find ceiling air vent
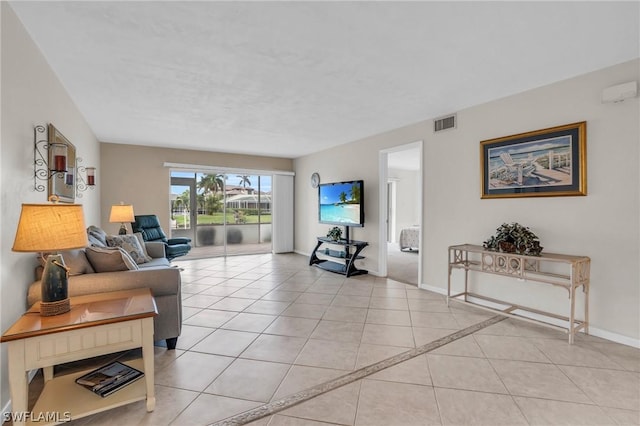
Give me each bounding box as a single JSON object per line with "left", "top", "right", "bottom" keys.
{"left": 434, "top": 114, "right": 456, "bottom": 132}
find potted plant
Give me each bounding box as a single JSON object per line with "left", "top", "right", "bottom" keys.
{"left": 483, "top": 222, "right": 543, "bottom": 255}
{"left": 327, "top": 226, "right": 342, "bottom": 241}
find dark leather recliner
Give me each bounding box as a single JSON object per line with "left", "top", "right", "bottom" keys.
{"left": 132, "top": 215, "right": 192, "bottom": 260}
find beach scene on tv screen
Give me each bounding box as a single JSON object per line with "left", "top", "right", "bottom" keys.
{"left": 319, "top": 182, "right": 361, "bottom": 224}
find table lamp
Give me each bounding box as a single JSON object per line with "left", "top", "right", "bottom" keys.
{"left": 109, "top": 203, "right": 134, "bottom": 235}
{"left": 12, "top": 198, "right": 87, "bottom": 316}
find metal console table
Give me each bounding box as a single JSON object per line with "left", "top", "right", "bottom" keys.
{"left": 447, "top": 244, "right": 590, "bottom": 344}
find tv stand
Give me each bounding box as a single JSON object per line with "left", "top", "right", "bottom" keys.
{"left": 309, "top": 236, "right": 368, "bottom": 277}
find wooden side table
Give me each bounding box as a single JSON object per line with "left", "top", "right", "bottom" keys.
{"left": 1, "top": 288, "right": 158, "bottom": 426}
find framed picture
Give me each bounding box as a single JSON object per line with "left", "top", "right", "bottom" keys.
{"left": 48, "top": 124, "right": 76, "bottom": 203}
{"left": 480, "top": 122, "right": 586, "bottom": 199}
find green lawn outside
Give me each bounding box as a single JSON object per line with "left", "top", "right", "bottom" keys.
{"left": 173, "top": 213, "right": 271, "bottom": 226}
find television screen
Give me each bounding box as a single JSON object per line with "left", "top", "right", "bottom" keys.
{"left": 318, "top": 180, "right": 364, "bottom": 227}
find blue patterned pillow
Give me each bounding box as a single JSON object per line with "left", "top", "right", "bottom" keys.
{"left": 106, "top": 234, "right": 152, "bottom": 264}
{"left": 87, "top": 225, "right": 108, "bottom": 247}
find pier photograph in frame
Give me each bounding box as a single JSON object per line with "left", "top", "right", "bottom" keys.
{"left": 480, "top": 122, "right": 586, "bottom": 199}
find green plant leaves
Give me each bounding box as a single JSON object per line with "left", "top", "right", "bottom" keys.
{"left": 482, "top": 222, "right": 543, "bottom": 255}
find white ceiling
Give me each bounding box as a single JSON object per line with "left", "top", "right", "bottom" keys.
{"left": 10, "top": 1, "right": 639, "bottom": 159}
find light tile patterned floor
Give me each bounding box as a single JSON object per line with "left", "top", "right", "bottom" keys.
{"left": 31, "top": 253, "right": 640, "bottom": 425}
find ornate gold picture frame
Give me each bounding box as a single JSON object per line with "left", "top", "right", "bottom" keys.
{"left": 480, "top": 122, "right": 587, "bottom": 199}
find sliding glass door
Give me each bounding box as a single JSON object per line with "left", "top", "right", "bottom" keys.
{"left": 170, "top": 171, "right": 272, "bottom": 257}
{"left": 194, "top": 173, "right": 225, "bottom": 254}
{"left": 170, "top": 175, "right": 196, "bottom": 243}
{"left": 224, "top": 174, "right": 272, "bottom": 254}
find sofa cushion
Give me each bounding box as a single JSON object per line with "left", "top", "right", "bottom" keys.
{"left": 106, "top": 234, "right": 152, "bottom": 264}
{"left": 59, "top": 249, "right": 95, "bottom": 275}
{"left": 139, "top": 257, "right": 171, "bottom": 269}
{"left": 85, "top": 246, "right": 139, "bottom": 272}
{"left": 134, "top": 233, "right": 152, "bottom": 259}
{"left": 36, "top": 249, "right": 95, "bottom": 279}
{"left": 87, "top": 225, "right": 108, "bottom": 248}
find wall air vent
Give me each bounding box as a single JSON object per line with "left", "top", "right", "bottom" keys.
{"left": 434, "top": 114, "right": 457, "bottom": 132}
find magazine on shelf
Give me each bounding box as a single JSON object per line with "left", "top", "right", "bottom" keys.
{"left": 75, "top": 361, "right": 144, "bottom": 397}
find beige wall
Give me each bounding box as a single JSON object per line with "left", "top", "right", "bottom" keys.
{"left": 99, "top": 143, "right": 292, "bottom": 234}
{"left": 295, "top": 59, "right": 640, "bottom": 344}
{"left": 295, "top": 122, "right": 429, "bottom": 274}
{"left": 0, "top": 3, "right": 101, "bottom": 409}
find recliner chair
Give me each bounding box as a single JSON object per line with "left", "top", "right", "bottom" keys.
{"left": 132, "top": 215, "right": 192, "bottom": 260}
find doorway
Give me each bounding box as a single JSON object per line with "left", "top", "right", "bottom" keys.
{"left": 379, "top": 142, "right": 423, "bottom": 286}
{"left": 386, "top": 180, "right": 397, "bottom": 243}
{"left": 170, "top": 175, "right": 197, "bottom": 243}
{"left": 170, "top": 171, "right": 273, "bottom": 257}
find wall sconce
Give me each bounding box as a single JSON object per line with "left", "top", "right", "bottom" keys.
{"left": 49, "top": 143, "right": 68, "bottom": 172}
{"left": 33, "top": 124, "right": 96, "bottom": 200}
{"left": 76, "top": 158, "right": 96, "bottom": 198}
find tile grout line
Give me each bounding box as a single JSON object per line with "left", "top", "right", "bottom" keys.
{"left": 211, "top": 314, "right": 507, "bottom": 426}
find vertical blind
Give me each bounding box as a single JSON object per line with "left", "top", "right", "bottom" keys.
{"left": 272, "top": 174, "right": 294, "bottom": 253}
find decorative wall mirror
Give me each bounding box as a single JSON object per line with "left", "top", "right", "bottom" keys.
{"left": 47, "top": 124, "right": 76, "bottom": 203}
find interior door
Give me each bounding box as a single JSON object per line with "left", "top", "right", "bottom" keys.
{"left": 387, "top": 181, "right": 396, "bottom": 243}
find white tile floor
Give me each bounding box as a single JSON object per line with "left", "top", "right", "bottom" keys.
{"left": 35, "top": 253, "right": 640, "bottom": 425}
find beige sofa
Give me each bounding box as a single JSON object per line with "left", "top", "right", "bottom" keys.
{"left": 28, "top": 226, "right": 182, "bottom": 349}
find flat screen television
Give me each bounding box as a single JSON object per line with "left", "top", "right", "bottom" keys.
{"left": 318, "top": 180, "right": 364, "bottom": 227}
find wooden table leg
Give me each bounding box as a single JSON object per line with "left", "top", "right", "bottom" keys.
{"left": 584, "top": 281, "right": 590, "bottom": 335}
{"left": 569, "top": 285, "right": 576, "bottom": 344}
{"left": 43, "top": 365, "right": 53, "bottom": 382}
{"left": 447, "top": 269, "right": 451, "bottom": 307}
{"left": 141, "top": 317, "right": 156, "bottom": 412}
{"left": 8, "top": 341, "right": 28, "bottom": 426}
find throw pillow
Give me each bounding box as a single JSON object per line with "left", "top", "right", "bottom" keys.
{"left": 37, "top": 249, "right": 96, "bottom": 278}
{"left": 59, "top": 249, "right": 96, "bottom": 275}
{"left": 87, "top": 225, "right": 108, "bottom": 247}
{"left": 85, "top": 246, "right": 139, "bottom": 272}
{"left": 134, "top": 232, "right": 153, "bottom": 260}
{"left": 106, "top": 234, "right": 152, "bottom": 264}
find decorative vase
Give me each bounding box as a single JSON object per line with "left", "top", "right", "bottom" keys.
{"left": 40, "top": 253, "right": 71, "bottom": 316}
{"left": 498, "top": 241, "right": 517, "bottom": 253}
{"left": 41, "top": 254, "right": 69, "bottom": 303}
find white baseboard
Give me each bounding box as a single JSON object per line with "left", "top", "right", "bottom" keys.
{"left": 419, "top": 283, "right": 447, "bottom": 295}
{"left": 418, "top": 283, "right": 640, "bottom": 349}
{"left": 588, "top": 327, "right": 640, "bottom": 348}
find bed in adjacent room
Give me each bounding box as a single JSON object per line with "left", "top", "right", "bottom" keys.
{"left": 399, "top": 226, "right": 419, "bottom": 251}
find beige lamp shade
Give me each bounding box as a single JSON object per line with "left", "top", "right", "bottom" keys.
{"left": 12, "top": 203, "right": 88, "bottom": 252}
{"left": 109, "top": 204, "right": 135, "bottom": 223}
